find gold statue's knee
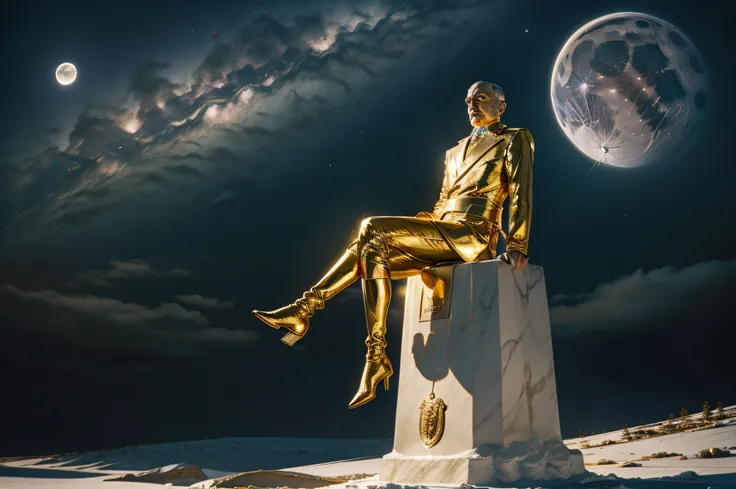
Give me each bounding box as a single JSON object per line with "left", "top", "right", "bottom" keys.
{"left": 359, "top": 217, "right": 373, "bottom": 234}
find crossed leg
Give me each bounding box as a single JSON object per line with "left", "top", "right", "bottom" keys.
{"left": 254, "top": 215, "right": 467, "bottom": 407}
{"left": 308, "top": 216, "right": 466, "bottom": 407}
{"left": 311, "top": 215, "right": 464, "bottom": 334}
{"left": 351, "top": 216, "right": 462, "bottom": 344}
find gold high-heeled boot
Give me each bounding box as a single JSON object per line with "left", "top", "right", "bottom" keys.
{"left": 348, "top": 276, "right": 393, "bottom": 409}
{"left": 348, "top": 342, "right": 393, "bottom": 409}
{"left": 252, "top": 247, "right": 359, "bottom": 346}
{"left": 252, "top": 287, "right": 324, "bottom": 346}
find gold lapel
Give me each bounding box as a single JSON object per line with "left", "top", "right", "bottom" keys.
{"left": 453, "top": 132, "right": 504, "bottom": 187}
{"left": 444, "top": 138, "right": 469, "bottom": 183}
{"left": 454, "top": 137, "right": 470, "bottom": 166}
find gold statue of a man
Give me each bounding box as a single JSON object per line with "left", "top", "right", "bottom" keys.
{"left": 253, "top": 81, "right": 534, "bottom": 409}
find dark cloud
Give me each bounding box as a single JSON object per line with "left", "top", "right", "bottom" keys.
{"left": 78, "top": 259, "right": 190, "bottom": 287}
{"left": 1, "top": 0, "right": 490, "bottom": 245}
{"left": 4, "top": 283, "right": 207, "bottom": 324}
{"left": 130, "top": 61, "right": 183, "bottom": 112}
{"left": 240, "top": 125, "right": 274, "bottom": 136}
{"left": 73, "top": 184, "right": 114, "bottom": 200}
{"left": 210, "top": 189, "right": 235, "bottom": 205}
{"left": 294, "top": 13, "right": 330, "bottom": 42}
{"left": 134, "top": 170, "right": 174, "bottom": 187}
{"left": 66, "top": 106, "right": 138, "bottom": 158}
{"left": 0, "top": 284, "right": 257, "bottom": 359}
{"left": 40, "top": 197, "right": 122, "bottom": 229}
{"left": 170, "top": 151, "right": 210, "bottom": 162}
{"left": 194, "top": 44, "right": 238, "bottom": 84}
{"left": 550, "top": 260, "right": 736, "bottom": 334}
{"left": 174, "top": 294, "right": 235, "bottom": 310}
{"left": 163, "top": 163, "right": 207, "bottom": 179}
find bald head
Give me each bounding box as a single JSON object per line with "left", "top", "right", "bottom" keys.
{"left": 467, "top": 81, "right": 505, "bottom": 103}
{"left": 465, "top": 81, "right": 506, "bottom": 128}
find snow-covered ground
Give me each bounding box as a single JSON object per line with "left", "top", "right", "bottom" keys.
{"left": 0, "top": 438, "right": 391, "bottom": 489}
{"left": 2, "top": 418, "right": 735, "bottom": 488}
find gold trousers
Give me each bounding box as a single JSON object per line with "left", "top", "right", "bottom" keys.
{"left": 313, "top": 215, "right": 471, "bottom": 350}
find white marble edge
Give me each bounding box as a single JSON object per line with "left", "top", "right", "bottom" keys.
{"left": 381, "top": 260, "right": 583, "bottom": 484}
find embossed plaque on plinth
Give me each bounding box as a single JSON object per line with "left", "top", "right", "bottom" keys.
{"left": 379, "top": 260, "right": 585, "bottom": 486}
{"left": 418, "top": 266, "right": 454, "bottom": 322}
{"left": 419, "top": 392, "right": 446, "bottom": 448}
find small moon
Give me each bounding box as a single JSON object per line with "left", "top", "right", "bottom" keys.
{"left": 55, "top": 63, "right": 77, "bottom": 86}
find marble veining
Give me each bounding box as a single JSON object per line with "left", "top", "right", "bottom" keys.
{"left": 381, "top": 260, "right": 583, "bottom": 484}
{"left": 500, "top": 318, "right": 532, "bottom": 377}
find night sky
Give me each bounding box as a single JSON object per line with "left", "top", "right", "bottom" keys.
{"left": 1, "top": 0, "right": 734, "bottom": 457}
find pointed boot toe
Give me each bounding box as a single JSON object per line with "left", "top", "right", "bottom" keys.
{"left": 348, "top": 354, "right": 393, "bottom": 409}
{"left": 252, "top": 305, "right": 309, "bottom": 345}
{"left": 348, "top": 388, "right": 376, "bottom": 409}
{"left": 252, "top": 309, "right": 278, "bottom": 329}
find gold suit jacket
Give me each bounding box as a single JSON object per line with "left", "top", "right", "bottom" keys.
{"left": 417, "top": 126, "right": 534, "bottom": 262}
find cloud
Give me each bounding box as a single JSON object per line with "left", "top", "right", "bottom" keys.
{"left": 3, "top": 283, "right": 208, "bottom": 325}
{"left": 129, "top": 61, "right": 184, "bottom": 113}
{"left": 0, "top": 283, "right": 257, "bottom": 359}
{"left": 550, "top": 259, "right": 736, "bottom": 334}
{"left": 0, "top": 0, "right": 491, "bottom": 246}
{"left": 210, "top": 188, "right": 235, "bottom": 205}
{"left": 175, "top": 294, "right": 235, "bottom": 310}
{"left": 78, "top": 259, "right": 190, "bottom": 287}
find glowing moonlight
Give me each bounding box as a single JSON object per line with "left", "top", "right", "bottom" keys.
{"left": 550, "top": 12, "right": 710, "bottom": 168}
{"left": 55, "top": 63, "right": 77, "bottom": 85}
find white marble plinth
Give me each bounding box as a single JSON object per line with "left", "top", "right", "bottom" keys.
{"left": 379, "top": 260, "right": 584, "bottom": 485}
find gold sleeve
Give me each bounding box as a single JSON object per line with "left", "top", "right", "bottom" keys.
{"left": 432, "top": 151, "right": 452, "bottom": 217}
{"left": 504, "top": 128, "right": 534, "bottom": 255}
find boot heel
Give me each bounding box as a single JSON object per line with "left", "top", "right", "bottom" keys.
{"left": 383, "top": 374, "right": 391, "bottom": 390}
{"left": 281, "top": 332, "right": 302, "bottom": 346}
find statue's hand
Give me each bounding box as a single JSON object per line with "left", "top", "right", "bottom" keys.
{"left": 499, "top": 250, "right": 528, "bottom": 271}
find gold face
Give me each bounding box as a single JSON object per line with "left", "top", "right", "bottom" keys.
{"left": 465, "top": 82, "right": 506, "bottom": 127}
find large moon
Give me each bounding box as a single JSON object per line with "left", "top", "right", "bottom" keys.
{"left": 55, "top": 63, "right": 77, "bottom": 86}
{"left": 550, "top": 12, "right": 710, "bottom": 167}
